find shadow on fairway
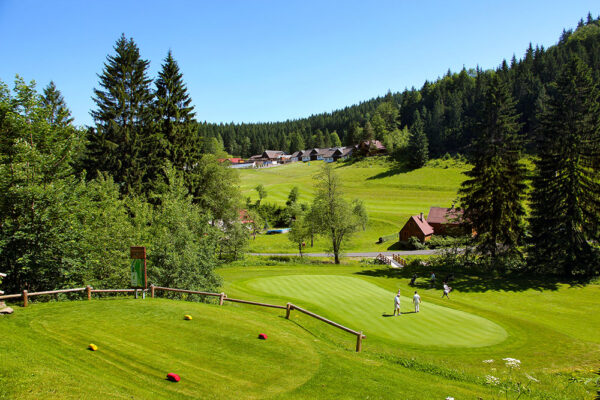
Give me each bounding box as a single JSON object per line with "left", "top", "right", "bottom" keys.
{"left": 355, "top": 265, "right": 583, "bottom": 293}
{"left": 381, "top": 312, "right": 417, "bottom": 317}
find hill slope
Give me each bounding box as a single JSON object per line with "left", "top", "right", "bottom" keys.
{"left": 239, "top": 158, "right": 468, "bottom": 253}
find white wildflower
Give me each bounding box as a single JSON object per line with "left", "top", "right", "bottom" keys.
{"left": 482, "top": 359, "right": 494, "bottom": 363}
{"left": 445, "top": 397, "right": 455, "bottom": 400}
{"left": 502, "top": 357, "right": 521, "bottom": 368}
{"left": 485, "top": 375, "right": 500, "bottom": 385}
{"left": 525, "top": 373, "right": 539, "bottom": 383}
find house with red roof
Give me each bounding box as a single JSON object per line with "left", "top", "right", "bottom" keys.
{"left": 427, "top": 206, "right": 472, "bottom": 236}
{"left": 399, "top": 213, "right": 434, "bottom": 242}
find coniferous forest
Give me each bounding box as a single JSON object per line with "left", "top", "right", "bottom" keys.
{"left": 1, "top": 16, "right": 599, "bottom": 296}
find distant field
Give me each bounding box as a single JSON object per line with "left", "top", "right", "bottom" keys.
{"left": 238, "top": 157, "right": 468, "bottom": 253}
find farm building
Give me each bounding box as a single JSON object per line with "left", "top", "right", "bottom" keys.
{"left": 357, "top": 140, "right": 386, "bottom": 156}
{"left": 399, "top": 213, "right": 434, "bottom": 242}
{"left": 427, "top": 206, "right": 472, "bottom": 236}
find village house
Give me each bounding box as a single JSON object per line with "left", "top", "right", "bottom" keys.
{"left": 356, "top": 140, "right": 387, "bottom": 156}
{"left": 427, "top": 206, "right": 472, "bottom": 236}
{"left": 398, "top": 212, "right": 434, "bottom": 242}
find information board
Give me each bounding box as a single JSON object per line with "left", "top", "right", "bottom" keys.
{"left": 130, "top": 246, "right": 147, "bottom": 288}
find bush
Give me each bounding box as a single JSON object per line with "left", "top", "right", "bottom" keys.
{"left": 408, "top": 236, "right": 426, "bottom": 250}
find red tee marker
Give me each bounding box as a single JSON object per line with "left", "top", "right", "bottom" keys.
{"left": 258, "top": 333, "right": 268, "bottom": 340}
{"left": 167, "top": 373, "right": 181, "bottom": 382}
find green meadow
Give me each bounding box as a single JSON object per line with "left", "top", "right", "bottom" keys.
{"left": 238, "top": 157, "right": 469, "bottom": 253}
{"left": 3, "top": 258, "right": 597, "bottom": 399}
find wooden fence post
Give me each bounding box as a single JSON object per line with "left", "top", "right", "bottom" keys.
{"left": 356, "top": 332, "right": 363, "bottom": 352}
{"left": 150, "top": 284, "right": 155, "bottom": 298}
{"left": 86, "top": 285, "right": 91, "bottom": 300}
{"left": 286, "top": 303, "right": 292, "bottom": 319}
{"left": 219, "top": 292, "right": 225, "bottom": 306}
{"left": 23, "top": 290, "right": 28, "bottom": 307}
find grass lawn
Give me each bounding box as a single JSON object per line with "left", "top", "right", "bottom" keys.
{"left": 1, "top": 258, "right": 598, "bottom": 399}
{"left": 238, "top": 157, "right": 468, "bottom": 253}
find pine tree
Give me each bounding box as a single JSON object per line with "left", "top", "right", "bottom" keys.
{"left": 41, "top": 81, "right": 73, "bottom": 126}
{"left": 85, "top": 34, "right": 155, "bottom": 195}
{"left": 154, "top": 50, "right": 198, "bottom": 190}
{"left": 459, "top": 73, "right": 527, "bottom": 261}
{"left": 528, "top": 56, "right": 600, "bottom": 276}
{"left": 407, "top": 110, "right": 429, "bottom": 169}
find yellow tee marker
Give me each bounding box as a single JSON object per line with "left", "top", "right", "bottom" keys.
{"left": 88, "top": 344, "right": 98, "bottom": 351}
{"left": 184, "top": 315, "right": 192, "bottom": 320}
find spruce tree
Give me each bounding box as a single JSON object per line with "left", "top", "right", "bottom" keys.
{"left": 459, "top": 73, "right": 527, "bottom": 261}
{"left": 407, "top": 110, "right": 429, "bottom": 169}
{"left": 41, "top": 81, "right": 73, "bottom": 126}
{"left": 528, "top": 56, "right": 600, "bottom": 276}
{"left": 154, "top": 50, "right": 198, "bottom": 187}
{"left": 85, "top": 34, "right": 154, "bottom": 194}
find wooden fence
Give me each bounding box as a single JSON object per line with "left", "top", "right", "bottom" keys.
{"left": 0, "top": 284, "right": 367, "bottom": 352}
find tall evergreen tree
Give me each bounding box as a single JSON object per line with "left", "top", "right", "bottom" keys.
{"left": 41, "top": 81, "right": 73, "bottom": 126}
{"left": 459, "top": 73, "right": 527, "bottom": 261}
{"left": 85, "top": 34, "right": 155, "bottom": 194}
{"left": 154, "top": 50, "right": 198, "bottom": 188}
{"left": 528, "top": 57, "right": 600, "bottom": 276}
{"left": 407, "top": 110, "right": 429, "bottom": 169}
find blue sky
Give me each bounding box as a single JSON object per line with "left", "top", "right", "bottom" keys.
{"left": 0, "top": 1, "right": 598, "bottom": 127}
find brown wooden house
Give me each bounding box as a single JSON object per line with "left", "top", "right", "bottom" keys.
{"left": 399, "top": 213, "right": 434, "bottom": 242}
{"left": 427, "top": 206, "right": 472, "bottom": 236}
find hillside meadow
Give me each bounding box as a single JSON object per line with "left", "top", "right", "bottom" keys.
{"left": 238, "top": 157, "right": 468, "bottom": 253}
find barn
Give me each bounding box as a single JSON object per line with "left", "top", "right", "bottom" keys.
{"left": 398, "top": 213, "right": 434, "bottom": 242}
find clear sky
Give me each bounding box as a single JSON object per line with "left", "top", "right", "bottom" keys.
{"left": 1, "top": 1, "right": 598, "bottom": 127}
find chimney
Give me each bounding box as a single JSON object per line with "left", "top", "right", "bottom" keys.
{"left": 419, "top": 212, "right": 424, "bottom": 221}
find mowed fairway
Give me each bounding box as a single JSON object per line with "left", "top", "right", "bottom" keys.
{"left": 238, "top": 158, "right": 468, "bottom": 253}
{"left": 244, "top": 275, "right": 507, "bottom": 347}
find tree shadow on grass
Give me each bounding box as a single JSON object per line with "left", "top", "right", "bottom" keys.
{"left": 366, "top": 162, "right": 413, "bottom": 180}
{"left": 355, "top": 264, "right": 586, "bottom": 293}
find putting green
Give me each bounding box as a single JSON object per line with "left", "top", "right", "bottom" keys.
{"left": 244, "top": 275, "right": 508, "bottom": 347}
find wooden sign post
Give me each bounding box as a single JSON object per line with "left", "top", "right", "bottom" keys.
{"left": 130, "top": 247, "right": 147, "bottom": 292}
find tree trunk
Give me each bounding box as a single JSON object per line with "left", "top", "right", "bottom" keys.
{"left": 299, "top": 243, "right": 303, "bottom": 257}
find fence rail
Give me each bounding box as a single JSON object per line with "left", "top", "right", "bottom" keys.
{"left": 0, "top": 283, "right": 367, "bottom": 352}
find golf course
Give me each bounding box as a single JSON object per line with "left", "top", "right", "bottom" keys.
{"left": 2, "top": 258, "right": 598, "bottom": 399}
{"left": 239, "top": 157, "right": 469, "bottom": 254}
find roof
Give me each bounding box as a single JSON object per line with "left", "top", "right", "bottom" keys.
{"left": 360, "top": 140, "right": 386, "bottom": 150}
{"left": 248, "top": 154, "right": 263, "bottom": 161}
{"left": 290, "top": 151, "right": 301, "bottom": 157}
{"left": 427, "top": 207, "right": 464, "bottom": 225}
{"left": 263, "top": 150, "right": 285, "bottom": 159}
{"left": 322, "top": 149, "right": 336, "bottom": 158}
{"left": 410, "top": 215, "right": 434, "bottom": 236}
{"left": 218, "top": 158, "right": 244, "bottom": 164}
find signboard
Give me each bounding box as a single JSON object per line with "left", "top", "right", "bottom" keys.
{"left": 130, "top": 246, "right": 147, "bottom": 289}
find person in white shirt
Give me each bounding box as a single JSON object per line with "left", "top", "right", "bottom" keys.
{"left": 393, "top": 291, "right": 401, "bottom": 316}
{"left": 442, "top": 283, "right": 451, "bottom": 299}
{"left": 413, "top": 291, "right": 421, "bottom": 313}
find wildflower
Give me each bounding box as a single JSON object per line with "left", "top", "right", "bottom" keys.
{"left": 482, "top": 359, "right": 494, "bottom": 363}
{"left": 525, "top": 373, "right": 539, "bottom": 383}
{"left": 502, "top": 357, "right": 521, "bottom": 368}
{"left": 485, "top": 375, "right": 500, "bottom": 385}
{"left": 445, "top": 397, "right": 454, "bottom": 400}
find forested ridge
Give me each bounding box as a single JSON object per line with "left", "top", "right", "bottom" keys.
{"left": 202, "top": 15, "right": 600, "bottom": 158}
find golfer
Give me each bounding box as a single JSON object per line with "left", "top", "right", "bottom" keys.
{"left": 430, "top": 272, "right": 436, "bottom": 288}
{"left": 413, "top": 291, "right": 421, "bottom": 313}
{"left": 442, "top": 283, "right": 451, "bottom": 299}
{"left": 393, "top": 292, "right": 401, "bottom": 316}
